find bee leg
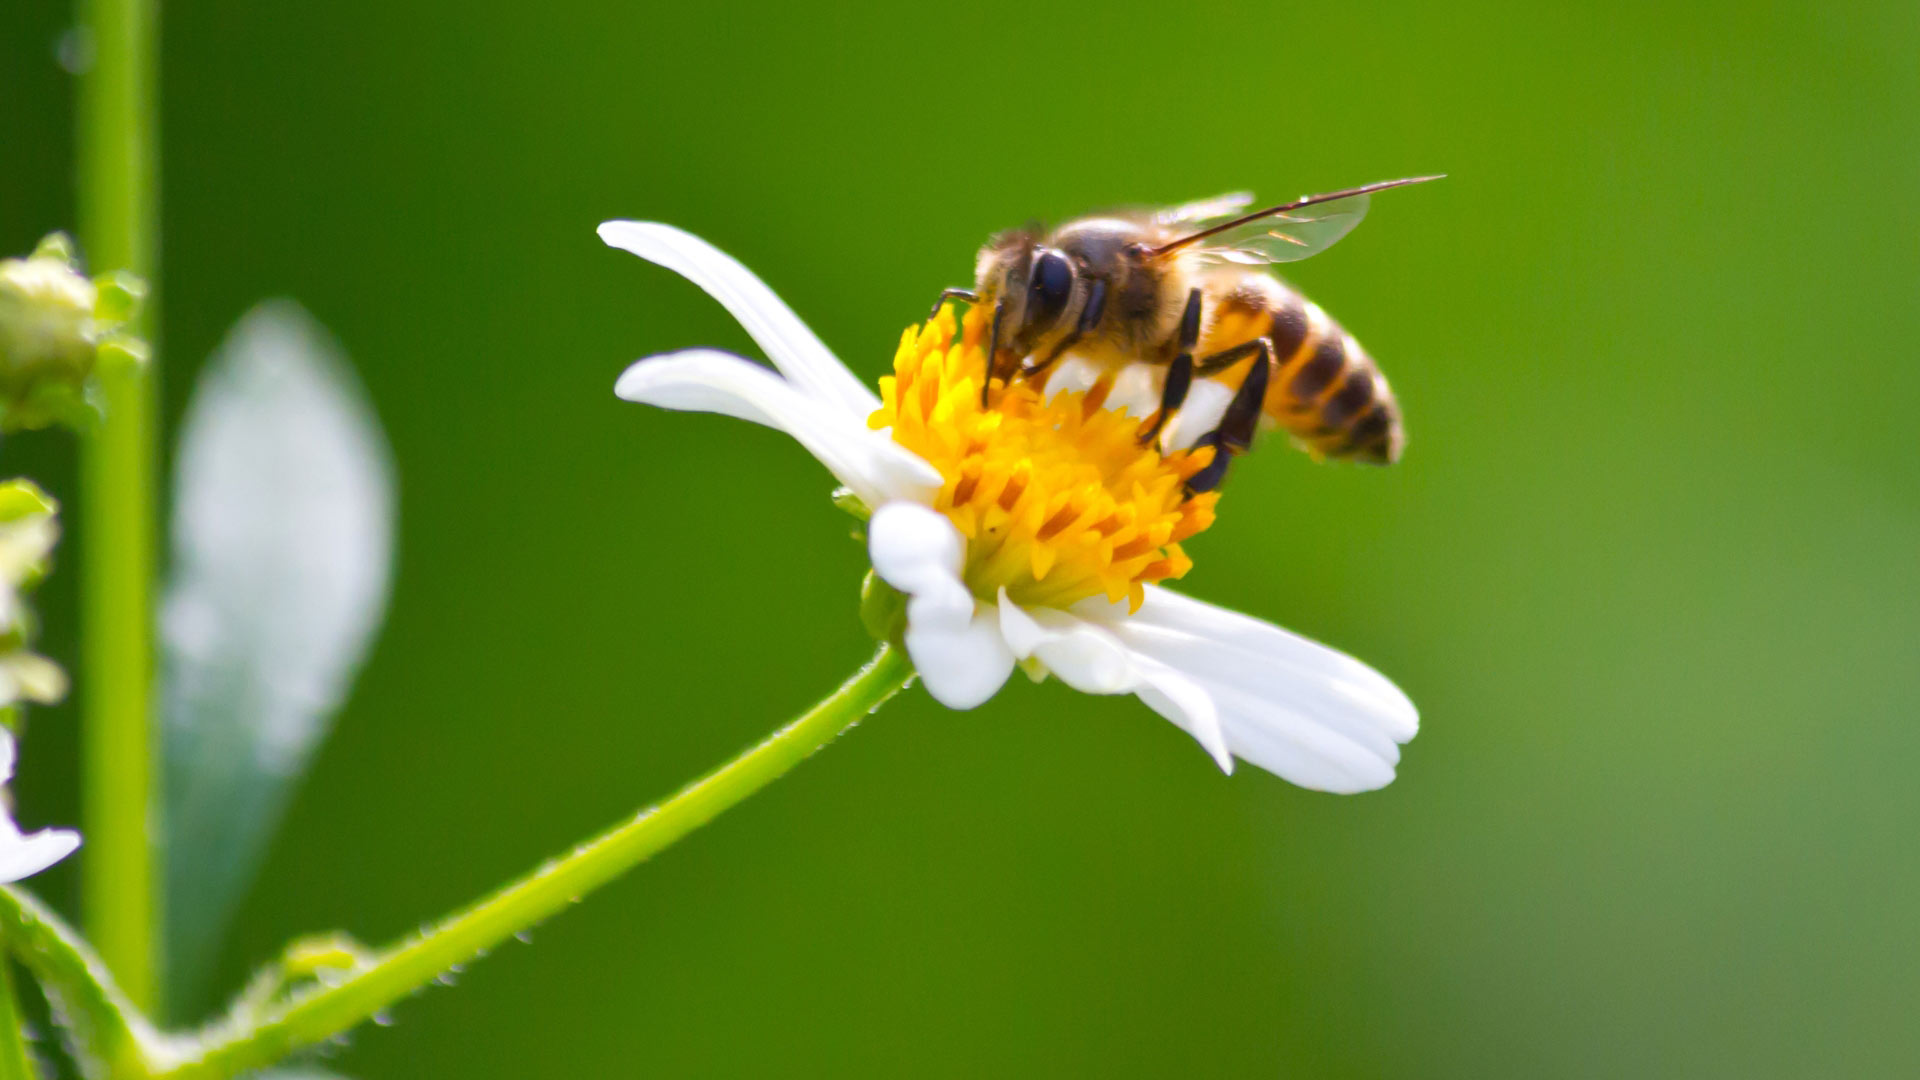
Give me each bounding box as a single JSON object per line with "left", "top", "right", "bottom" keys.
{"left": 1138, "top": 353, "right": 1192, "bottom": 444}
{"left": 1022, "top": 278, "right": 1108, "bottom": 380}
{"left": 927, "top": 287, "right": 979, "bottom": 319}
{"left": 1215, "top": 340, "right": 1270, "bottom": 454}
{"left": 1184, "top": 345, "right": 1271, "bottom": 496}
{"left": 981, "top": 296, "right": 1007, "bottom": 407}
{"left": 1139, "top": 288, "right": 1204, "bottom": 444}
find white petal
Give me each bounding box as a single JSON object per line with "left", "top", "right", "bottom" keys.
{"left": 1086, "top": 586, "right": 1417, "bottom": 792}
{"left": 995, "top": 594, "right": 1131, "bottom": 693}
{"left": 0, "top": 731, "right": 14, "bottom": 786}
{"left": 0, "top": 824, "right": 79, "bottom": 884}
{"left": 1203, "top": 682, "right": 1399, "bottom": 793}
{"left": 1114, "top": 587, "right": 1418, "bottom": 739}
{"left": 597, "top": 222, "right": 879, "bottom": 419}
{"left": 868, "top": 505, "right": 1014, "bottom": 710}
{"left": 995, "top": 594, "right": 1233, "bottom": 772}
{"left": 906, "top": 604, "right": 1016, "bottom": 709}
{"left": 869, "top": 504, "right": 964, "bottom": 600}
{"left": 1129, "top": 655, "right": 1235, "bottom": 774}
{"left": 615, "top": 350, "right": 940, "bottom": 507}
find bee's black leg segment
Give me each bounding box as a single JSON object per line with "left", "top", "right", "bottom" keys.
{"left": 1138, "top": 352, "right": 1192, "bottom": 444}
{"left": 1139, "top": 288, "right": 1204, "bottom": 444}
{"left": 1024, "top": 278, "right": 1109, "bottom": 380}
{"left": 1176, "top": 286, "right": 1203, "bottom": 352}
{"left": 1217, "top": 342, "right": 1270, "bottom": 453}
{"left": 928, "top": 287, "right": 979, "bottom": 319}
{"left": 981, "top": 296, "right": 1007, "bottom": 407}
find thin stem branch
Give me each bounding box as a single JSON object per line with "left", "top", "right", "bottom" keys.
{"left": 77, "top": 0, "right": 163, "bottom": 1016}
{"left": 160, "top": 644, "right": 914, "bottom": 1080}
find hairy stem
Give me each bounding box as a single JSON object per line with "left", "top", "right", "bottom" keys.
{"left": 77, "top": 0, "right": 163, "bottom": 1015}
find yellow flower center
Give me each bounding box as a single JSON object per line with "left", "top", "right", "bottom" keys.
{"left": 869, "top": 305, "right": 1219, "bottom": 613}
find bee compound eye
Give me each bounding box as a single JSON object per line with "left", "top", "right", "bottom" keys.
{"left": 1026, "top": 249, "right": 1074, "bottom": 330}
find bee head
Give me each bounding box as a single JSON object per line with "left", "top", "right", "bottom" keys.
{"left": 976, "top": 228, "right": 1079, "bottom": 358}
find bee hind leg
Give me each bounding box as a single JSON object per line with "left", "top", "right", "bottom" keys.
{"left": 1184, "top": 346, "right": 1271, "bottom": 495}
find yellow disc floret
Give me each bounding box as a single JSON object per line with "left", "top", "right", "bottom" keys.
{"left": 870, "top": 305, "right": 1219, "bottom": 613}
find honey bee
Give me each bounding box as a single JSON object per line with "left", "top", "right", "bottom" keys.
{"left": 929, "top": 176, "right": 1440, "bottom": 490}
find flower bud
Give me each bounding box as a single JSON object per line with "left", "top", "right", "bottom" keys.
{"left": 0, "top": 233, "right": 148, "bottom": 431}
{"left": 0, "top": 480, "right": 64, "bottom": 713}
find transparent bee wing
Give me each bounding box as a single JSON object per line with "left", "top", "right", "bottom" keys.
{"left": 1190, "top": 191, "right": 1373, "bottom": 265}
{"left": 1149, "top": 192, "right": 1257, "bottom": 227}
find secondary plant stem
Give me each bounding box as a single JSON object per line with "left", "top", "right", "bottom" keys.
{"left": 77, "top": 0, "right": 163, "bottom": 1015}
{"left": 160, "top": 644, "right": 914, "bottom": 1079}
{"left": 0, "top": 961, "right": 35, "bottom": 1080}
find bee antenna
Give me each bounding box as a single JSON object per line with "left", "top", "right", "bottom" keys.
{"left": 1148, "top": 174, "right": 1445, "bottom": 258}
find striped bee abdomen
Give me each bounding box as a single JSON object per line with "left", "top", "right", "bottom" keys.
{"left": 1257, "top": 286, "right": 1404, "bottom": 465}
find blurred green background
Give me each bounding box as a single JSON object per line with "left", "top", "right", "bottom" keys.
{"left": 6, "top": 0, "right": 1920, "bottom": 1075}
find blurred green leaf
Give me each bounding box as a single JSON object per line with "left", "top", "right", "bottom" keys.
{"left": 163, "top": 301, "right": 395, "bottom": 1005}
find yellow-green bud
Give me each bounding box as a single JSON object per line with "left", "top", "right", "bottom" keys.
{"left": 0, "top": 479, "right": 63, "bottom": 715}
{"left": 0, "top": 233, "right": 147, "bottom": 431}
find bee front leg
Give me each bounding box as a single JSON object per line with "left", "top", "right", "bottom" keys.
{"left": 1139, "top": 288, "right": 1203, "bottom": 444}
{"left": 927, "top": 287, "right": 979, "bottom": 319}
{"left": 981, "top": 296, "right": 1007, "bottom": 407}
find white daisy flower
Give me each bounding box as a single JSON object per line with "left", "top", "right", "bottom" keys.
{"left": 602, "top": 222, "right": 1418, "bottom": 792}
{"left": 0, "top": 730, "right": 79, "bottom": 882}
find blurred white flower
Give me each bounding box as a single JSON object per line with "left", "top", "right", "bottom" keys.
{"left": 0, "top": 730, "right": 79, "bottom": 882}
{"left": 602, "top": 222, "right": 1417, "bottom": 792}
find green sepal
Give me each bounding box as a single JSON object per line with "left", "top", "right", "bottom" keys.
{"left": 859, "top": 570, "right": 907, "bottom": 645}
{"left": 27, "top": 234, "right": 76, "bottom": 267}
{"left": 92, "top": 270, "right": 147, "bottom": 326}
{"left": 830, "top": 485, "right": 872, "bottom": 521}
{"left": 0, "top": 480, "right": 56, "bottom": 523}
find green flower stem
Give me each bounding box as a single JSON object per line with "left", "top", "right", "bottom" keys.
{"left": 77, "top": 0, "right": 163, "bottom": 1015}
{"left": 0, "top": 958, "right": 36, "bottom": 1080}
{"left": 161, "top": 645, "right": 914, "bottom": 1080}
{"left": 0, "top": 886, "right": 161, "bottom": 1079}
